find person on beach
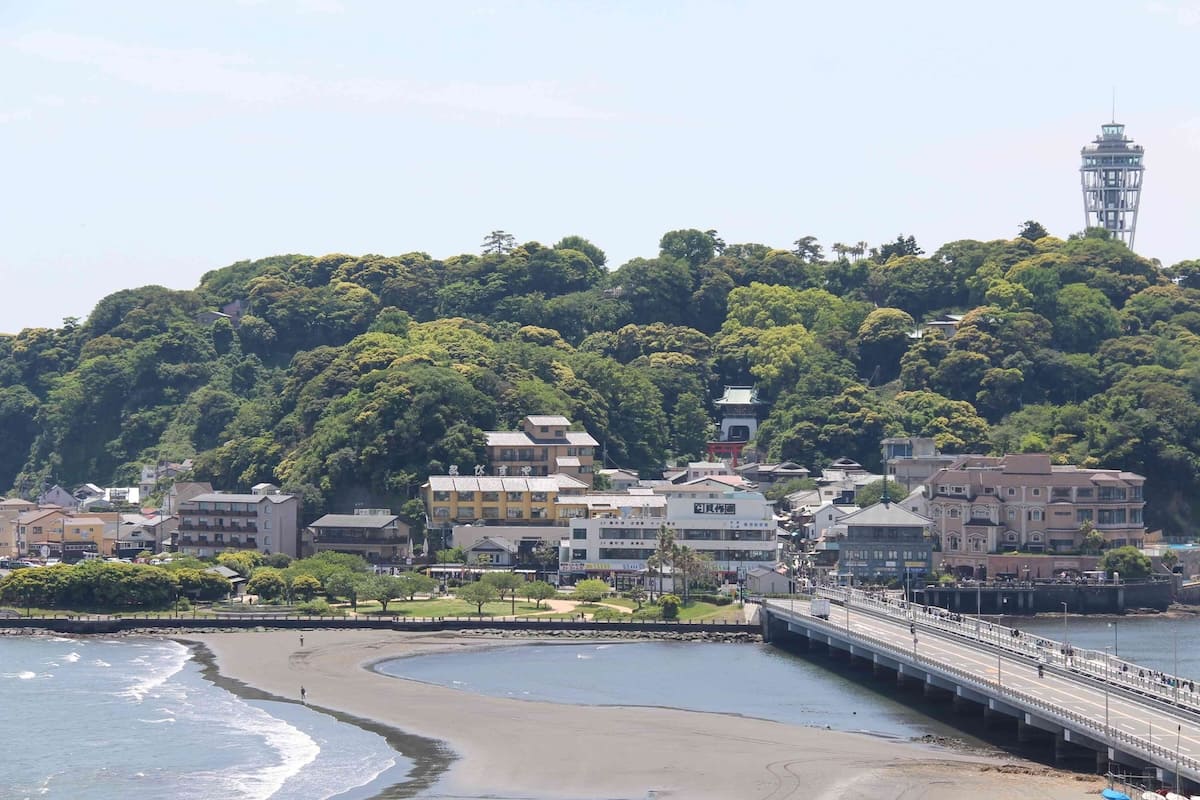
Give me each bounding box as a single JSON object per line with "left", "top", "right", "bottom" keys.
{"left": 299, "top": 634, "right": 305, "bottom": 647}
{"left": 301, "top": 686, "right": 307, "bottom": 703}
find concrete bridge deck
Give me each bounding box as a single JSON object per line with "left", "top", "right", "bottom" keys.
{"left": 762, "top": 591, "right": 1200, "bottom": 791}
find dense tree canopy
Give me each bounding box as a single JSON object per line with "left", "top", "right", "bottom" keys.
{"left": 2, "top": 226, "right": 1198, "bottom": 536}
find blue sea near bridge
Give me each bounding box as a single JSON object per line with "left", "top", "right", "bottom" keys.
{"left": 0, "top": 635, "right": 411, "bottom": 800}
{"left": 377, "top": 614, "right": 1200, "bottom": 747}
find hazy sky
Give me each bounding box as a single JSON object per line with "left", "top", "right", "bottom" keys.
{"left": 2, "top": 0, "right": 1198, "bottom": 333}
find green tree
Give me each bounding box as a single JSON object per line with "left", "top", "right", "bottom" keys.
{"left": 481, "top": 230, "right": 516, "bottom": 255}
{"left": 457, "top": 580, "right": 499, "bottom": 614}
{"left": 324, "top": 571, "right": 359, "bottom": 608}
{"left": 483, "top": 571, "right": 525, "bottom": 613}
{"left": 291, "top": 574, "right": 322, "bottom": 601}
{"left": 396, "top": 571, "right": 436, "bottom": 600}
{"left": 571, "top": 578, "right": 610, "bottom": 603}
{"left": 652, "top": 525, "right": 676, "bottom": 598}
{"left": 1018, "top": 220, "right": 1049, "bottom": 241}
{"left": 1097, "top": 546, "right": 1151, "bottom": 582}
{"left": 1160, "top": 548, "right": 1180, "bottom": 573}
{"left": 246, "top": 568, "right": 286, "bottom": 601}
{"left": 1079, "top": 521, "right": 1105, "bottom": 555}
{"left": 218, "top": 551, "right": 262, "bottom": 578}
{"left": 670, "top": 391, "right": 711, "bottom": 461}
{"left": 1052, "top": 283, "right": 1121, "bottom": 352}
{"left": 853, "top": 479, "right": 893, "bottom": 508}
{"left": 855, "top": 308, "right": 915, "bottom": 383}
{"left": 523, "top": 580, "right": 557, "bottom": 609}
{"left": 659, "top": 593, "right": 682, "bottom": 619}
{"left": 627, "top": 585, "right": 647, "bottom": 611}
{"left": 358, "top": 574, "right": 404, "bottom": 612}
{"left": 659, "top": 228, "right": 716, "bottom": 268}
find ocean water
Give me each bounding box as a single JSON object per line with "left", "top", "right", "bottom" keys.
{"left": 378, "top": 616, "right": 1200, "bottom": 747}
{"left": 377, "top": 640, "right": 988, "bottom": 742}
{"left": 0, "top": 636, "right": 408, "bottom": 800}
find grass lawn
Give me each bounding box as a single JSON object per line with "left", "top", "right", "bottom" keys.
{"left": 354, "top": 598, "right": 558, "bottom": 618}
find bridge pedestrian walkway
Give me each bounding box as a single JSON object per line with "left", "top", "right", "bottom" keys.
{"left": 814, "top": 587, "right": 1200, "bottom": 712}
{"left": 763, "top": 593, "right": 1200, "bottom": 790}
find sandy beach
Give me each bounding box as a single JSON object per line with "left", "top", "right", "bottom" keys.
{"left": 185, "top": 630, "right": 1104, "bottom": 800}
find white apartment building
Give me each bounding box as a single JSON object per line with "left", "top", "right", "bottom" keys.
{"left": 560, "top": 482, "right": 778, "bottom": 587}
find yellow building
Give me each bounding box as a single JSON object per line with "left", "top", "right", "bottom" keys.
{"left": 424, "top": 475, "right": 562, "bottom": 527}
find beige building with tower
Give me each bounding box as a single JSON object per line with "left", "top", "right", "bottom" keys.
{"left": 924, "top": 454, "right": 1146, "bottom": 575}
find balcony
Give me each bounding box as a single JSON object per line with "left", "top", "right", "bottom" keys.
{"left": 313, "top": 533, "right": 409, "bottom": 545}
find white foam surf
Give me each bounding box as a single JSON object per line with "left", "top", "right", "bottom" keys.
{"left": 120, "top": 641, "right": 189, "bottom": 702}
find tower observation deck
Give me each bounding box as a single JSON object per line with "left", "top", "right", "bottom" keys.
{"left": 1080, "top": 122, "right": 1144, "bottom": 249}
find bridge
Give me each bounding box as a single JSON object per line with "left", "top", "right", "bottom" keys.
{"left": 761, "top": 589, "right": 1200, "bottom": 791}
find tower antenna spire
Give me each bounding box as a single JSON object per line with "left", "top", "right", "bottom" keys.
{"left": 1112, "top": 87, "right": 1116, "bottom": 123}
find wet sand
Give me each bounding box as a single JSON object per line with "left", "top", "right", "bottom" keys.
{"left": 185, "top": 630, "right": 1103, "bottom": 800}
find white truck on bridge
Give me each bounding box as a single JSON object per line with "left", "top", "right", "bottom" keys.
{"left": 810, "top": 598, "right": 831, "bottom": 619}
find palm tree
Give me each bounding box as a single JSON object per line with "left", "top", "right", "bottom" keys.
{"left": 831, "top": 243, "right": 848, "bottom": 261}
{"left": 655, "top": 524, "right": 676, "bottom": 599}
{"left": 855, "top": 241, "right": 870, "bottom": 262}
{"left": 674, "top": 545, "right": 712, "bottom": 603}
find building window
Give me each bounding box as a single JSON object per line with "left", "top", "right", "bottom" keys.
{"left": 1032, "top": 488, "right": 1041, "bottom": 497}
{"left": 1028, "top": 510, "right": 1043, "bottom": 522}
{"left": 482, "top": 507, "right": 499, "bottom": 518}
{"left": 433, "top": 508, "right": 450, "bottom": 519}
{"left": 1007, "top": 488, "right": 1016, "bottom": 496}
{"left": 506, "top": 509, "right": 525, "bottom": 519}
{"left": 1077, "top": 488, "right": 1094, "bottom": 498}
{"left": 572, "top": 529, "right": 587, "bottom": 539}
{"left": 433, "top": 491, "right": 451, "bottom": 502}
{"left": 482, "top": 492, "right": 499, "bottom": 502}
{"left": 458, "top": 491, "right": 475, "bottom": 501}
{"left": 1130, "top": 508, "right": 1143, "bottom": 524}
{"left": 1076, "top": 509, "right": 1093, "bottom": 522}
{"left": 948, "top": 508, "right": 960, "bottom": 518}
{"left": 506, "top": 492, "right": 524, "bottom": 502}
{"left": 571, "top": 549, "right": 587, "bottom": 560}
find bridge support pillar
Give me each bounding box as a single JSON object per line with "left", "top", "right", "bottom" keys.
{"left": 983, "top": 707, "right": 999, "bottom": 729}
{"left": 951, "top": 694, "right": 971, "bottom": 715}
{"left": 1017, "top": 719, "right": 1034, "bottom": 743}
{"left": 1054, "top": 733, "right": 1095, "bottom": 769}
{"left": 1096, "top": 749, "right": 1109, "bottom": 775}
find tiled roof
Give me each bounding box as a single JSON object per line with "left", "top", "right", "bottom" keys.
{"left": 184, "top": 493, "right": 293, "bottom": 504}
{"left": 425, "top": 476, "right": 559, "bottom": 493}
{"left": 840, "top": 502, "right": 931, "bottom": 527}
{"left": 310, "top": 514, "right": 399, "bottom": 529}
{"left": 526, "top": 415, "right": 571, "bottom": 427}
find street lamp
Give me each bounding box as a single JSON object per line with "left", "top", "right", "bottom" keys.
{"left": 1103, "top": 646, "right": 1111, "bottom": 738}
{"left": 1061, "top": 601, "right": 1069, "bottom": 658}
{"left": 1108, "top": 619, "right": 1118, "bottom": 658}
{"left": 997, "top": 649, "right": 1002, "bottom": 688}
{"left": 1173, "top": 619, "right": 1179, "bottom": 705}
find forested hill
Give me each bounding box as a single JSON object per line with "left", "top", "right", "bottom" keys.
{"left": 3, "top": 226, "right": 1200, "bottom": 534}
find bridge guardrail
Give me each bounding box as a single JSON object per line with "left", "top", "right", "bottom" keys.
{"left": 814, "top": 587, "right": 1200, "bottom": 715}
{"left": 769, "top": 599, "right": 1200, "bottom": 781}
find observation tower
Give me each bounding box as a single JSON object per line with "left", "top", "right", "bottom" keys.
{"left": 1080, "top": 121, "right": 1144, "bottom": 249}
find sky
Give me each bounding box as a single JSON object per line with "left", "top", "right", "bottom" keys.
{"left": 1, "top": 0, "right": 1198, "bottom": 333}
